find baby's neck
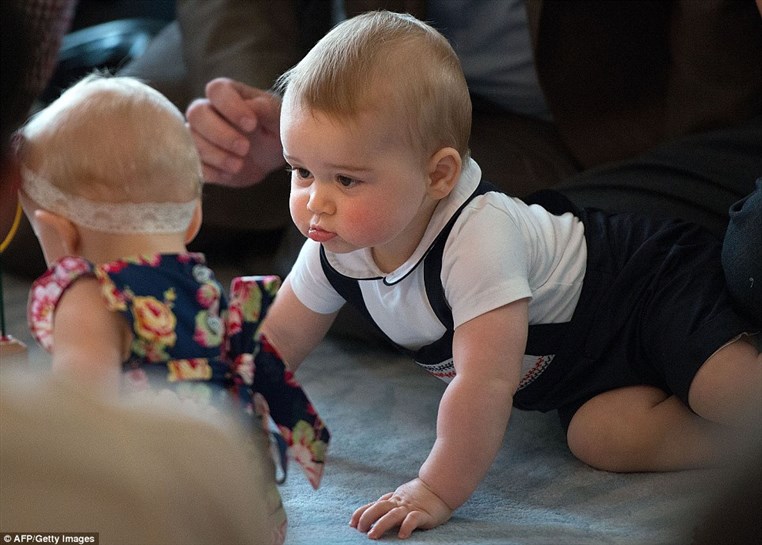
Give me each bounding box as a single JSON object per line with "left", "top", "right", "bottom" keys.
{"left": 78, "top": 231, "right": 190, "bottom": 264}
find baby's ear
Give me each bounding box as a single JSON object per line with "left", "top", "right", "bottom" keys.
{"left": 426, "top": 147, "right": 462, "bottom": 200}
{"left": 184, "top": 199, "right": 203, "bottom": 244}
{"left": 33, "top": 209, "right": 79, "bottom": 264}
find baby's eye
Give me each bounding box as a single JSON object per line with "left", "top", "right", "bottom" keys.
{"left": 337, "top": 175, "right": 358, "bottom": 188}
{"left": 287, "top": 167, "right": 312, "bottom": 179}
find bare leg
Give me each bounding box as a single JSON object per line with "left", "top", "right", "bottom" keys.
{"left": 566, "top": 386, "right": 729, "bottom": 472}
{"left": 688, "top": 337, "right": 762, "bottom": 428}
{"left": 566, "top": 338, "right": 761, "bottom": 472}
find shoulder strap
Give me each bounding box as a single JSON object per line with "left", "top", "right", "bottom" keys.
{"left": 422, "top": 179, "right": 500, "bottom": 329}
{"left": 319, "top": 246, "right": 416, "bottom": 355}
{"left": 321, "top": 179, "right": 499, "bottom": 337}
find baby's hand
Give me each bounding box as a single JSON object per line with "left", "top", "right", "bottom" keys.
{"left": 349, "top": 478, "right": 452, "bottom": 540}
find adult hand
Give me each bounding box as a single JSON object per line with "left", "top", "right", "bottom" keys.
{"left": 186, "top": 78, "right": 285, "bottom": 187}
{"left": 349, "top": 478, "right": 453, "bottom": 540}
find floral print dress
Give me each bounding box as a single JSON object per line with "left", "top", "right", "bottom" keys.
{"left": 28, "top": 253, "right": 330, "bottom": 542}
{"left": 29, "top": 254, "right": 230, "bottom": 394}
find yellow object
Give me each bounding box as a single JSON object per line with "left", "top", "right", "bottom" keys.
{"left": 0, "top": 201, "right": 22, "bottom": 253}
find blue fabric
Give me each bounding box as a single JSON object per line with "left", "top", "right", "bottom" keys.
{"left": 723, "top": 178, "right": 762, "bottom": 326}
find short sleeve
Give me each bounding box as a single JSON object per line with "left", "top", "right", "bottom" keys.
{"left": 442, "top": 196, "right": 533, "bottom": 329}
{"left": 27, "top": 256, "right": 96, "bottom": 352}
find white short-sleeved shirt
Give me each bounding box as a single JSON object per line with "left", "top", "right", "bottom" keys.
{"left": 289, "top": 159, "right": 587, "bottom": 359}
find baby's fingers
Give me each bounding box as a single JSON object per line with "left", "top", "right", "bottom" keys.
{"left": 398, "top": 511, "right": 430, "bottom": 540}
{"left": 349, "top": 493, "right": 393, "bottom": 529}
{"left": 349, "top": 502, "right": 372, "bottom": 529}
{"left": 367, "top": 507, "right": 418, "bottom": 540}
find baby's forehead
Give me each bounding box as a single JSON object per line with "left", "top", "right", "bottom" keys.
{"left": 285, "top": 98, "right": 408, "bottom": 146}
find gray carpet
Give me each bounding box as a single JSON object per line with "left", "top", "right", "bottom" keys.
{"left": 1, "top": 272, "right": 730, "bottom": 544}
{"left": 279, "top": 340, "right": 720, "bottom": 545}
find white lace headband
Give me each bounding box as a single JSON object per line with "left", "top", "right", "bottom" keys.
{"left": 20, "top": 166, "right": 197, "bottom": 234}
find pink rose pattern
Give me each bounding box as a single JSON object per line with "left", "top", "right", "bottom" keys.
{"left": 226, "top": 276, "right": 330, "bottom": 489}
{"left": 28, "top": 256, "right": 330, "bottom": 492}
{"left": 28, "top": 256, "right": 94, "bottom": 351}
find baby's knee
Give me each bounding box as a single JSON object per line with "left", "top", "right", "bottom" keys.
{"left": 566, "top": 423, "right": 618, "bottom": 471}
{"left": 566, "top": 418, "right": 641, "bottom": 472}
{"left": 565, "top": 390, "right": 663, "bottom": 472}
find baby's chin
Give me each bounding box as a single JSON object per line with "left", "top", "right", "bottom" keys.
{"left": 319, "top": 239, "right": 360, "bottom": 254}
{"left": 319, "top": 236, "right": 368, "bottom": 256}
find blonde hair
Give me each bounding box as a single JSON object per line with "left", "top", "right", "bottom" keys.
{"left": 276, "top": 11, "right": 472, "bottom": 160}
{"left": 18, "top": 73, "right": 202, "bottom": 204}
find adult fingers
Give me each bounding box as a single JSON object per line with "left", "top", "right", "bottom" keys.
{"left": 186, "top": 98, "right": 251, "bottom": 156}
{"left": 205, "top": 77, "right": 263, "bottom": 132}
{"left": 246, "top": 94, "right": 282, "bottom": 136}
{"left": 188, "top": 121, "right": 244, "bottom": 184}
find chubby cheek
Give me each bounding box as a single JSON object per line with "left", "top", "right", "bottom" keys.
{"left": 337, "top": 204, "right": 393, "bottom": 247}
{"left": 288, "top": 192, "right": 310, "bottom": 235}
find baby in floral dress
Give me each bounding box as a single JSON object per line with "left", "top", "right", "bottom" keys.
{"left": 18, "top": 74, "right": 215, "bottom": 390}
{"left": 16, "top": 74, "right": 329, "bottom": 544}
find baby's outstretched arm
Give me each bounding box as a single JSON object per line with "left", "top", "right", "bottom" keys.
{"left": 51, "top": 278, "right": 129, "bottom": 391}
{"left": 350, "top": 299, "right": 528, "bottom": 539}
{"left": 260, "top": 277, "right": 339, "bottom": 372}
